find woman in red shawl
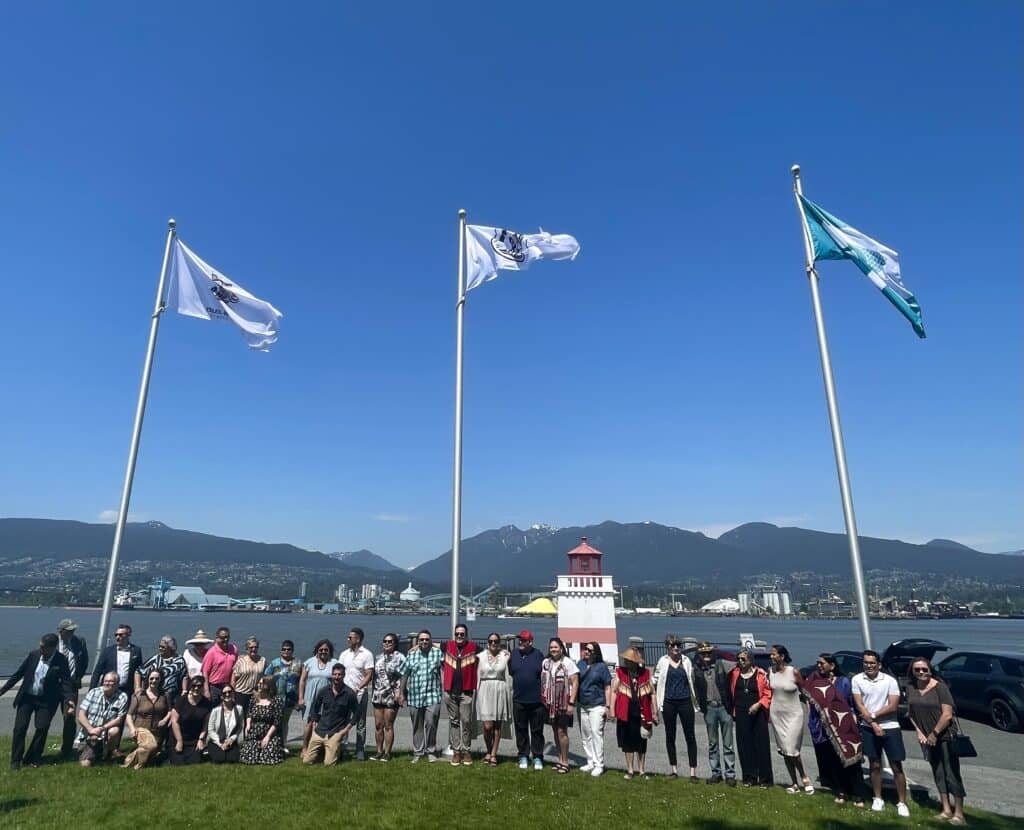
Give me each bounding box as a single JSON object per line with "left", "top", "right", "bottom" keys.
{"left": 610, "top": 646, "right": 654, "bottom": 780}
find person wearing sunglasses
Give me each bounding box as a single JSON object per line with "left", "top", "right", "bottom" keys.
{"left": 906, "top": 658, "right": 967, "bottom": 824}
{"left": 370, "top": 634, "right": 405, "bottom": 761}
{"left": 653, "top": 635, "right": 700, "bottom": 782}
{"left": 852, "top": 649, "right": 910, "bottom": 817}
{"left": 200, "top": 628, "right": 238, "bottom": 706}
{"left": 728, "top": 649, "right": 773, "bottom": 787}
{"left": 399, "top": 630, "right": 443, "bottom": 763}
{"left": 263, "top": 640, "right": 302, "bottom": 754}
{"left": 297, "top": 639, "right": 337, "bottom": 756}
{"left": 576, "top": 641, "right": 611, "bottom": 777}
{"left": 476, "top": 634, "right": 512, "bottom": 767}
{"left": 443, "top": 624, "right": 480, "bottom": 766}
{"left": 206, "top": 684, "right": 244, "bottom": 764}
{"left": 91, "top": 624, "right": 142, "bottom": 697}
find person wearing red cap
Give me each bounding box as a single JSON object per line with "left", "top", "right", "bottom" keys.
{"left": 508, "top": 630, "right": 545, "bottom": 770}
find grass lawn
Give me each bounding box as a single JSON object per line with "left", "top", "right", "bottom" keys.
{"left": 0, "top": 739, "right": 1016, "bottom": 830}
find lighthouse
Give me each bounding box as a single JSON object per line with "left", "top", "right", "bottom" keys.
{"left": 556, "top": 537, "right": 618, "bottom": 662}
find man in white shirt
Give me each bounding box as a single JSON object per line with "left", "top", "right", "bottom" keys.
{"left": 852, "top": 649, "right": 910, "bottom": 817}
{"left": 338, "top": 627, "right": 373, "bottom": 761}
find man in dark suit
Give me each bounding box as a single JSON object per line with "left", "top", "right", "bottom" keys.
{"left": 0, "top": 633, "right": 75, "bottom": 770}
{"left": 57, "top": 618, "right": 89, "bottom": 759}
{"left": 91, "top": 623, "right": 143, "bottom": 695}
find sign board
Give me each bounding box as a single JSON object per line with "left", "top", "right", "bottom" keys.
{"left": 739, "top": 632, "right": 756, "bottom": 650}
{"left": 466, "top": 605, "right": 477, "bottom": 622}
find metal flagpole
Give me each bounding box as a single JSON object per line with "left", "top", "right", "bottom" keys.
{"left": 791, "top": 166, "right": 873, "bottom": 650}
{"left": 96, "top": 218, "right": 177, "bottom": 656}
{"left": 450, "top": 208, "right": 467, "bottom": 635}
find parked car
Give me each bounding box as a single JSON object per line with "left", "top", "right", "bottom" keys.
{"left": 937, "top": 651, "right": 1024, "bottom": 732}
{"left": 802, "top": 638, "right": 950, "bottom": 726}
{"left": 682, "top": 643, "right": 772, "bottom": 672}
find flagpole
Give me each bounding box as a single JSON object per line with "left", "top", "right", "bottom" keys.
{"left": 96, "top": 218, "right": 177, "bottom": 656}
{"left": 791, "top": 166, "right": 873, "bottom": 650}
{"left": 450, "top": 208, "right": 467, "bottom": 635}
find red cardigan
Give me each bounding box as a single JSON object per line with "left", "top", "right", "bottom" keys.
{"left": 727, "top": 666, "right": 772, "bottom": 716}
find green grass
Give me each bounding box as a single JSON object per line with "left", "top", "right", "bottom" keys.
{"left": 0, "top": 739, "right": 1017, "bottom": 830}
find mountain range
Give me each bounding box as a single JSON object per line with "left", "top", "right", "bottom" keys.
{"left": 1, "top": 517, "right": 1022, "bottom": 594}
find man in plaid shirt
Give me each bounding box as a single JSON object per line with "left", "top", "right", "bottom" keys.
{"left": 76, "top": 671, "right": 129, "bottom": 766}
{"left": 398, "top": 630, "right": 443, "bottom": 763}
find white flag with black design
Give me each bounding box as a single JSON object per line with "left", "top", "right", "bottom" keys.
{"left": 167, "top": 238, "right": 283, "bottom": 351}
{"left": 465, "top": 224, "right": 580, "bottom": 292}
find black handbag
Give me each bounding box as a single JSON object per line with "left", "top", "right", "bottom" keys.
{"left": 951, "top": 716, "right": 977, "bottom": 758}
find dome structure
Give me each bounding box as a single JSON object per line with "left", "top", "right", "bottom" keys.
{"left": 700, "top": 597, "right": 741, "bottom": 614}
{"left": 399, "top": 582, "right": 420, "bottom": 602}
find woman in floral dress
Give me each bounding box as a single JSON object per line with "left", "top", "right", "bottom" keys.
{"left": 240, "top": 677, "right": 284, "bottom": 765}
{"left": 370, "top": 633, "right": 405, "bottom": 761}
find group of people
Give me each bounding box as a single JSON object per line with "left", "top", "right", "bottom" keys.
{"left": 1, "top": 620, "right": 969, "bottom": 823}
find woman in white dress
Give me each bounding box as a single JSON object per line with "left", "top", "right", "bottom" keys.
{"left": 769, "top": 644, "right": 814, "bottom": 794}
{"left": 475, "top": 633, "right": 512, "bottom": 766}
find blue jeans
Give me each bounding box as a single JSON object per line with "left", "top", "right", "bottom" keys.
{"left": 704, "top": 704, "right": 735, "bottom": 779}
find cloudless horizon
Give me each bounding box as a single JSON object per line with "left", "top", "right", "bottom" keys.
{"left": 2, "top": 3, "right": 1021, "bottom": 567}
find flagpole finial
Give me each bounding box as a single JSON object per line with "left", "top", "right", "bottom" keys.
{"left": 791, "top": 164, "right": 801, "bottom": 178}
{"left": 458, "top": 208, "right": 466, "bottom": 218}
{"left": 168, "top": 218, "right": 176, "bottom": 229}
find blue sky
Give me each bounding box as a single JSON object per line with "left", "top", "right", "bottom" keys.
{"left": 1, "top": 3, "right": 1020, "bottom": 567}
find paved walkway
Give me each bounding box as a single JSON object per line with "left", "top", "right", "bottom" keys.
{"left": 2, "top": 702, "right": 1019, "bottom": 818}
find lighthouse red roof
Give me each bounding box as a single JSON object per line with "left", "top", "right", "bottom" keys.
{"left": 568, "top": 537, "right": 602, "bottom": 556}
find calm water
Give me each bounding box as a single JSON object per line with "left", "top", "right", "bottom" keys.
{"left": 2, "top": 606, "right": 1021, "bottom": 674}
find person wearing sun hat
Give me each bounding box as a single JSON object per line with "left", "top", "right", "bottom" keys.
{"left": 611, "top": 646, "right": 655, "bottom": 779}
{"left": 182, "top": 630, "right": 213, "bottom": 686}
{"left": 692, "top": 640, "right": 737, "bottom": 786}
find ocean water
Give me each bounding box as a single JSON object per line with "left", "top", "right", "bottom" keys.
{"left": 2, "top": 606, "right": 1021, "bottom": 674}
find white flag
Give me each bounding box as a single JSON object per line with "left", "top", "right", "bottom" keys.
{"left": 167, "top": 238, "right": 283, "bottom": 351}
{"left": 465, "top": 224, "right": 580, "bottom": 292}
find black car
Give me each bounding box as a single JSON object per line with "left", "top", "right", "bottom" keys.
{"left": 682, "top": 643, "right": 772, "bottom": 672}
{"left": 803, "top": 638, "right": 950, "bottom": 725}
{"left": 937, "top": 651, "right": 1024, "bottom": 732}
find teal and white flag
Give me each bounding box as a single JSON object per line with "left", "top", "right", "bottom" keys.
{"left": 168, "top": 238, "right": 283, "bottom": 351}
{"left": 798, "top": 195, "right": 925, "bottom": 338}
{"left": 465, "top": 224, "right": 580, "bottom": 292}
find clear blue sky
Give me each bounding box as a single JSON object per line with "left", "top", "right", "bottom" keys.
{"left": 2, "top": 3, "right": 1021, "bottom": 567}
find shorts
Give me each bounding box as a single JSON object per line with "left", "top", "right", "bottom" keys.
{"left": 78, "top": 738, "right": 106, "bottom": 763}
{"left": 549, "top": 713, "right": 574, "bottom": 729}
{"left": 859, "top": 725, "right": 906, "bottom": 762}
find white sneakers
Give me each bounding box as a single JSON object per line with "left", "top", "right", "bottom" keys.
{"left": 590, "top": 766, "right": 603, "bottom": 777}
{"left": 870, "top": 798, "right": 910, "bottom": 818}
{"left": 533, "top": 758, "right": 543, "bottom": 771}
{"left": 518, "top": 757, "right": 528, "bottom": 770}
{"left": 580, "top": 763, "right": 593, "bottom": 773}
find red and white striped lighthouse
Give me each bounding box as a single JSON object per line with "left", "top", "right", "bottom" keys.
{"left": 556, "top": 537, "right": 618, "bottom": 662}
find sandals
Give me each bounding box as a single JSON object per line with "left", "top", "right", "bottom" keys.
{"left": 486, "top": 756, "right": 497, "bottom": 767}
{"left": 786, "top": 785, "right": 801, "bottom": 794}
{"left": 802, "top": 777, "right": 815, "bottom": 794}
{"left": 623, "top": 771, "right": 635, "bottom": 780}
{"left": 554, "top": 763, "right": 570, "bottom": 774}
{"left": 668, "top": 772, "right": 678, "bottom": 780}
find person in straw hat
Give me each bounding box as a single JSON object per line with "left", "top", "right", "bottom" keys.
{"left": 611, "top": 646, "right": 655, "bottom": 779}
{"left": 182, "top": 630, "right": 213, "bottom": 687}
